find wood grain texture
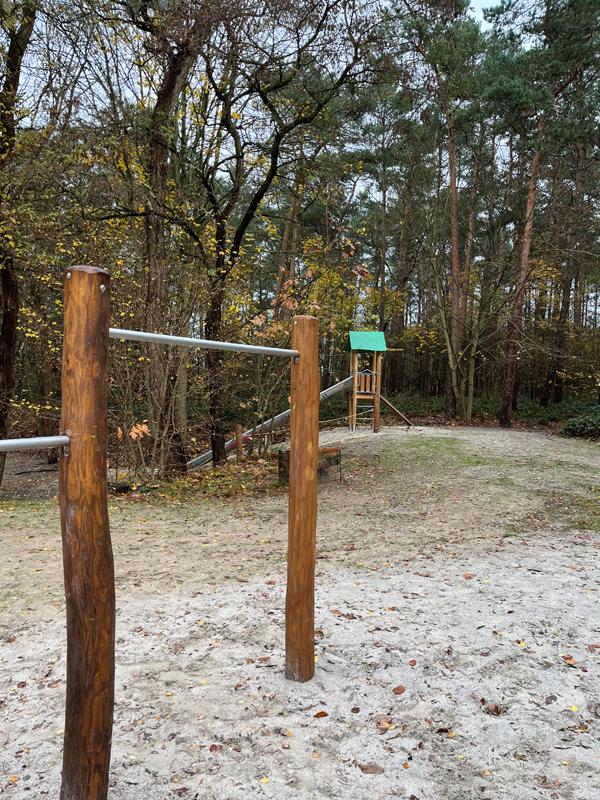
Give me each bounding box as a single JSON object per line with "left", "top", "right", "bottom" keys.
{"left": 285, "top": 315, "right": 319, "bottom": 682}
{"left": 349, "top": 351, "right": 358, "bottom": 431}
{"left": 59, "top": 266, "right": 115, "bottom": 800}
{"left": 373, "top": 352, "right": 382, "bottom": 433}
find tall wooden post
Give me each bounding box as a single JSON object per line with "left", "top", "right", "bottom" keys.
{"left": 59, "top": 266, "right": 114, "bottom": 800}
{"left": 373, "top": 351, "right": 382, "bottom": 433}
{"left": 349, "top": 351, "right": 358, "bottom": 431}
{"left": 285, "top": 315, "right": 319, "bottom": 682}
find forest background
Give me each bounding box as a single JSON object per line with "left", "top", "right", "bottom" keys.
{"left": 0, "top": 0, "right": 599, "bottom": 480}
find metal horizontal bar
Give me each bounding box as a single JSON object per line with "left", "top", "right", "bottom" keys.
{"left": 0, "top": 435, "right": 69, "bottom": 453}
{"left": 109, "top": 328, "right": 299, "bottom": 359}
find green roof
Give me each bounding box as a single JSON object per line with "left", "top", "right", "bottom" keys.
{"left": 347, "top": 331, "right": 387, "bottom": 352}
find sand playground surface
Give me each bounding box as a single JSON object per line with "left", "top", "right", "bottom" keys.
{"left": 1, "top": 425, "right": 600, "bottom": 799}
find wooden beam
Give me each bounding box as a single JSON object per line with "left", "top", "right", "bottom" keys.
{"left": 285, "top": 315, "right": 319, "bottom": 682}
{"left": 373, "top": 352, "right": 381, "bottom": 433}
{"left": 59, "top": 266, "right": 114, "bottom": 800}
{"left": 380, "top": 394, "right": 413, "bottom": 427}
{"left": 350, "top": 351, "right": 358, "bottom": 431}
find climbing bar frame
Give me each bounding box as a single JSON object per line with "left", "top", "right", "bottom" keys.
{"left": 0, "top": 435, "right": 70, "bottom": 452}
{"left": 109, "top": 327, "right": 299, "bottom": 359}
{"left": 3, "top": 266, "right": 319, "bottom": 798}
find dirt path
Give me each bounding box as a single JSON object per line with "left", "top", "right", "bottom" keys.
{"left": 1, "top": 426, "right": 599, "bottom": 798}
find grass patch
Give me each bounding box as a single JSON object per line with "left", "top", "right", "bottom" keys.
{"left": 380, "top": 435, "right": 490, "bottom": 469}
{"left": 531, "top": 488, "right": 600, "bottom": 532}
{"left": 571, "top": 495, "right": 600, "bottom": 531}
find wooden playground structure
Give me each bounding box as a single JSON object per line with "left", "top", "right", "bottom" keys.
{"left": 0, "top": 266, "right": 319, "bottom": 800}
{"left": 348, "top": 330, "right": 412, "bottom": 432}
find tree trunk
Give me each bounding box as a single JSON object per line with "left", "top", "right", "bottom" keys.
{"left": 444, "top": 110, "right": 462, "bottom": 419}
{"left": 0, "top": 1, "right": 37, "bottom": 485}
{"left": 378, "top": 166, "right": 388, "bottom": 331}
{"left": 205, "top": 278, "right": 227, "bottom": 466}
{"left": 0, "top": 255, "right": 18, "bottom": 483}
{"left": 274, "top": 169, "right": 303, "bottom": 317}
{"left": 540, "top": 145, "right": 586, "bottom": 406}
{"left": 142, "top": 25, "right": 204, "bottom": 476}
{"left": 500, "top": 129, "right": 544, "bottom": 428}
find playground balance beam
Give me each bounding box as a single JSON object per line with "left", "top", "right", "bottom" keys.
{"left": 187, "top": 375, "right": 354, "bottom": 469}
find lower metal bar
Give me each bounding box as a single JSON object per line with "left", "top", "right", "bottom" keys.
{"left": 0, "top": 435, "right": 70, "bottom": 453}
{"left": 109, "top": 327, "right": 299, "bottom": 359}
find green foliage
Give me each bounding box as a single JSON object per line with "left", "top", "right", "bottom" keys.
{"left": 561, "top": 408, "right": 600, "bottom": 439}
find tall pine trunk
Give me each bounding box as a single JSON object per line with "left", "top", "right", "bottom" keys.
{"left": 444, "top": 111, "right": 463, "bottom": 418}
{"left": 540, "top": 145, "right": 586, "bottom": 406}
{"left": 500, "top": 131, "right": 544, "bottom": 427}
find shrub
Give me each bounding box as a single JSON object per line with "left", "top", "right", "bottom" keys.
{"left": 562, "top": 409, "right": 600, "bottom": 439}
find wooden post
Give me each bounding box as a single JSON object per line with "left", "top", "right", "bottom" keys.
{"left": 59, "top": 266, "right": 114, "bottom": 800}
{"left": 285, "top": 315, "right": 319, "bottom": 682}
{"left": 373, "top": 351, "right": 382, "bottom": 433}
{"left": 235, "top": 422, "right": 243, "bottom": 462}
{"left": 349, "top": 351, "right": 358, "bottom": 431}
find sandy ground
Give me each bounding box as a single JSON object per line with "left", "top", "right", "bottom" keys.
{"left": 1, "top": 425, "right": 600, "bottom": 799}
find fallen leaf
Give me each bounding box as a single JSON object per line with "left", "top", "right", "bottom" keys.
{"left": 537, "top": 775, "right": 561, "bottom": 788}
{"left": 314, "top": 710, "right": 329, "bottom": 718}
{"left": 351, "top": 707, "right": 360, "bottom": 713}
{"left": 562, "top": 654, "right": 577, "bottom": 666}
{"left": 259, "top": 776, "right": 270, "bottom": 784}
{"left": 357, "top": 762, "right": 385, "bottom": 774}
{"left": 483, "top": 702, "right": 506, "bottom": 717}
{"left": 375, "top": 714, "right": 394, "bottom": 733}
{"left": 463, "top": 572, "right": 475, "bottom": 580}
{"left": 330, "top": 608, "right": 358, "bottom": 620}
{"left": 408, "top": 659, "right": 417, "bottom": 667}
{"left": 586, "top": 644, "right": 600, "bottom": 653}
{"left": 392, "top": 685, "right": 406, "bottom": 696}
